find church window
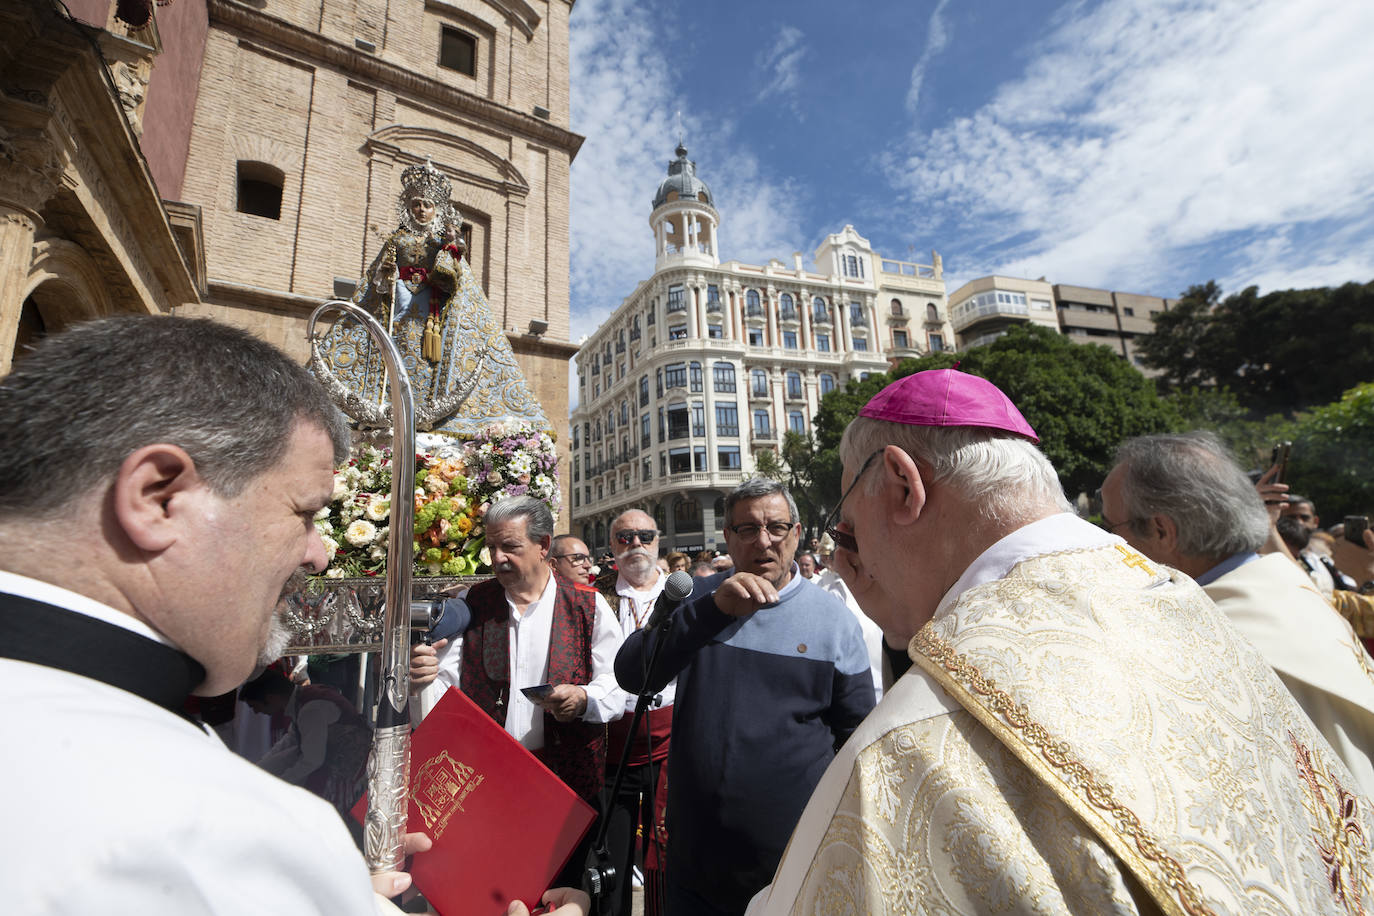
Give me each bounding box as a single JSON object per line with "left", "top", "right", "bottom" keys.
{"left": 439, "top": 27, "right": 477, "bottom": 76}
{"left": 236, "top": 162, "right": 283, "bottom": 220}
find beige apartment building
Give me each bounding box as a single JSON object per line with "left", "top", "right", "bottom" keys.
{"left": 949, "top": 276, "right": 1175, "bottom": 373}
{"left": 569, "top": 145, "right": 953, "bottom": 556}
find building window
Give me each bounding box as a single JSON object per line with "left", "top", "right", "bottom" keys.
{"left": 675, "top": 496, "right": 702, "bottom": 532}
{"left": 692, "top": 402, "right": 705, "bottom": 437}
{"left": 926, "top": 303, "right": 940, "bottom": 321}
{"left": 693, "top": 446, "right": 707, "bottom": 472}
{"left": 717, "top": 445, "right": 741, "bottom": 470}
{"left": 893, "top": 329, "right": 909, "bottom": 348}
{"left": 669, "top": 447, "right": 691, "bottom": 474}
{"left": 706, "top": 284, "right": 722, "bottom": 311}
{"left": 812, "top": 297, "right": 829, "bottom": 324}
{"left": 639, "top": 375, "right": 649, "bottom": 407}
{"left": 713, "top": 362, "right": 736, "bottom": 392}
{"left": 929, "top": 333, "right": 945, "bottom": 352}
{"left": 745, "top": 289, "right": 762, "bottom": 316}
{"left": 630, "top": 315, "right": 641, "bottom": 341}
{"left": 669, "top": 325, "right": 688, "bottom": 340}
{"left": 573, "top": 490, "right": 579, "bottom": 507}
{"left": 660, "top": 453, "right": 666, "bottom": 476}
{"left": 753, "top": 409, "right": 771, "bottom": 436}
{"left": 641, "top": 413, "right": 650, "bottom": 448}
{"left": 852, "top": 337, "right": 868, "bottom": 352}
{"left": 890, "top": 298, "right": 904, "bottom": 317}
{"left": 819, "top": 373, "right": 836, "bottom": 395}
{"left": 748, "top": 328, "right": 764, "bottom": 346}
{"left": 667, "top": 284, "right": 686, "bottom": 312}
{"left": 643, "top": 457, "right": 652, "bottom": 480}
{"left": 843, "top": 253, "right": 863, "bottom": 278}
{"left": 816, "top": 333, "right": 830, "bottom": 352}
{"left": 786, "top": 371, "right": 802, "bottom": 399}
{"left": 849, "top": 302, "right": 866, "bottom": 327}
{"left": 664, "top": 363, "right": 686, "bottom": 390}
{"left": 713, "top": 497, "right": 726, "bottom": 528}
{"left": 715, "top": 404, "right": 739, "bottom": 436}
{"left": 708, "top": 323, "right": 723, "bottom": 338}
{"left": 1123, "top": 307, "right": 1135, "bottom": 316}
{"left": 667, "top": 404, "right": 689, "bottom": 440}
{"left": 788, "top": 411, "right": 805, "bottom": 434}
{"left": 751, "top": 369, "right": 768, "bottom": 397}
{"left": 439, "top": 26, "right": 477, "bottom": 75}
{"left": 236, "top": 162, "right": 284, "bottom": 220}
{"left": 779, "top": 293, "right": 796, "bottom": 320}
{"left": 690, "top": 362, "right": 703, "bottom": 392}
{"left": 783, "top": 331, "right": 798, "bottom": 349}
{"left": 646, "top": 304, "right": 656, "bottom": 325}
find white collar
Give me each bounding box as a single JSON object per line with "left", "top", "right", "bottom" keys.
{"left": 936, "top": 513, "right": 1119, "bottom": 616}
{"left": 616, "top": 567, "right": 665, "bottom": 599}
{"left": 0, "top": 569, "right": 179, "bottom": 649}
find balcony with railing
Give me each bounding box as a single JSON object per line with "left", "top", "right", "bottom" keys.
{"left": 880, "top": 258, "right": 937, "bottom": 278}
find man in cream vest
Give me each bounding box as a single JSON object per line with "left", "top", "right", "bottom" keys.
{"left": 746, "top": 370, "right": 1374, "bottom": 915}
{"left": 1102, "top": 432, "right": 1374, "bottom": 797}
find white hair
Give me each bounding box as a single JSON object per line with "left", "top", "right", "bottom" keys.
{"left": 840, "top": 417, "right": 1072, "bottom": 523}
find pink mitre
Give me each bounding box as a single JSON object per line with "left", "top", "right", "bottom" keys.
{"left": 859, "top": 368, "right": 1040, "bottom": 444}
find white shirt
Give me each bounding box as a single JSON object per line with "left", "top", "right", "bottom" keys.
{"left": 427, "top": 572, "right": 626, "bottom": 749}
{"left": 612, "top": 568, "right": 678, "bottom": 711}
{"left": 0, "top": 571, "right": 380, "bottom": 915}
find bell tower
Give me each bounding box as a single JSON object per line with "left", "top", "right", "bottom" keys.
{"left": 649, "top": 143, "right": 719, "bottom": 269}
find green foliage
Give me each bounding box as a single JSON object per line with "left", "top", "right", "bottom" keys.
{"left": 1139, "top": 279, "right": 1374, "bottom": 413}
{"left": 1284, "top": 382, "right": 1374, "bottom": 519}
{"left": 754, "top": 431, "right": 831, "bottom": 537}
{"left": 808, "top": 324, "right": 1178, "bottom": 503}
{"left": 1167, "top": 386, "right": 1294, "bottom": 472}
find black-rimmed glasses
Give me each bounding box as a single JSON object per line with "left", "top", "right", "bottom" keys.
{"left": 822, "top": 449, "right": 883, "bottom": 554}
{"left": 552, "top": 552, "right": 592, "bottom": 565}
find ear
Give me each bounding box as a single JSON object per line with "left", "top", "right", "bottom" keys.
{"left": 112, "top": 444, "right": 206, "bottom": 553}
{"left": 877, "top": 445, "right": 927, "bottom": 526}
{"left": 1148, "top": 513, "right": 1181, "bottom": 555}
{"left": 537, "top": 534, "right": 552, "bottom": 559}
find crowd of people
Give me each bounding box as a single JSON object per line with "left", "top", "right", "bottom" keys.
{"left": 4, "top": 316, "right": 1374, "bottom": 915}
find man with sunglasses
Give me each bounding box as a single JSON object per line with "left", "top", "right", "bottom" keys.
{"left": 597, "top": 511, "right": 676, "bottom": 916}
{"left": 616, "top": 478, "right": 874, "bottom": 916}
{"left": 744, "top": 369, "right": 1373, "bottom": 916}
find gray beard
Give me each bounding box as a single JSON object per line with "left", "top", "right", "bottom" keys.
{"left": 256, "top": 613, "right": 293, "bottom": 667}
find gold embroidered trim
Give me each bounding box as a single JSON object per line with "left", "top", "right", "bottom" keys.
{"left": 912, "top": 628, "right": 1216, "bottom": 916}
{"left": 1291, "top": 731, "right": 1372, "bottom": 916}
{"left": 1113, "top": 543, "right": 1156, "bottom": 575}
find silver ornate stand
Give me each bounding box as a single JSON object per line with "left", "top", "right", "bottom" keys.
{"left": 280, "top": 576, "right": 485, "bottom": 655}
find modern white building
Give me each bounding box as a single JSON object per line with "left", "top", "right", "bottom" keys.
{"left": 569, "top": 144, "right": 952, "bottom": 555}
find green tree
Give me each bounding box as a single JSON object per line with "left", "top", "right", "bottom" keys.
{"left": 754, "top": 431, "right": 829, "bottom": 538}
{"left": 1167, "top": 386, "right": 1293, "bottom": 472}
{"left": 1139, "top": 280, "right": 1374, "bottom": 413}
{"left": 1285, "top": 382, "right": 1374, "bottom": 519}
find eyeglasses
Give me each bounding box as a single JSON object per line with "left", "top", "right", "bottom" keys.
{"left": 551, "top": 552, "right": 591, "bottom": 565}
{"left": 614, "top": 529, "right": 658, "bottom": 546}
{"left": 726, "top": 521, "right": 797, "bottom": 541}
{"left": 822, "top": 449, "right": 883, "bottom": 554}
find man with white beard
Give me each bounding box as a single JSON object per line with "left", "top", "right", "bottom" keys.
{"left": 596, "top": 510, "right": 676, "bottom": 916}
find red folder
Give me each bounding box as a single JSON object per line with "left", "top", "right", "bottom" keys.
{"left": 353, "top": 687, "right": 596, "bottom": 914}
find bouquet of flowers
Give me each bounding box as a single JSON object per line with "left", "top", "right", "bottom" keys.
{"left": 314, "top": 425, "right": 559, "bottom": 579}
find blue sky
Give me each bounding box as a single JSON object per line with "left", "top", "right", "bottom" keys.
{"left": 564, "top": 0, "right": 1374, "bottom": 349}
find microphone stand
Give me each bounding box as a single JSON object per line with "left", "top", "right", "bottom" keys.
{"left": 585, "top": 606, "right": 673, "bottom": 915}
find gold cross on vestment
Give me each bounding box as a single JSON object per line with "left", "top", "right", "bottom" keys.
{"left": 1114, "top": 544, "right": 1155, "bottom": 574}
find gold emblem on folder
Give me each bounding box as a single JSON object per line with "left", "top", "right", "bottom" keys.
{"left": 414, "top": 750, "right": 485, "bottom": 838}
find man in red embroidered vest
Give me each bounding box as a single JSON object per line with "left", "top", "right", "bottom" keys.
{"left": 410, "top": 495, "right": 626, "bottom": 887}
{"left": 597, "top": 510, "right": 675, "bottom": 916}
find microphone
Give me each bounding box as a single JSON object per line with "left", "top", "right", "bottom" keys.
{"left": 409, "top": 596, "right": 471, "bottom": 644}
{"left": 646, "top": 571, "right": 695, "bottom": 630}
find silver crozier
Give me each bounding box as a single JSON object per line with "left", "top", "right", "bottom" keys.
{"left": 307, "top": 300, "right": 416, "bottom": 874}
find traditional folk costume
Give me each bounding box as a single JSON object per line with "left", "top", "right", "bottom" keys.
{"left": 747, "top": 514, "right": 1374, "bottom": 915}
{"left": 598, "top": 568, "right": 676, "bottom": 916}
{"left": 0, "top": 572, "right": 379, "bottom": 915}
{"left": 1202, "top": 551, "right": 1374, "bottom": 798}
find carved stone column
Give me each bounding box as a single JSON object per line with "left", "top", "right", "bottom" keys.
{"left": 0, "top": 126, "right": 65, "bottom": 373}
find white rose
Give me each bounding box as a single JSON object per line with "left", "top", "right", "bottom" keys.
{"left": 321, "top": 536, "right": 339, "bottom": 561}
{"left": 331, "top": 475, "right": 350, "bottom": 501}
{"left": 314, "top": 505, "right": 332, "bottom": 520}
{"left": 344, "top": 519, "right": 378, "bottom": 547}
{"left": 325, "top": 567, "right": 345, "bottom": 579}
{"left": 486, "top": 471, "right": 503, "bottom": 485}
{"left": 365, "top": 498, "right": 391, "bottom": 521}
{"left": 479, "top": 546, "right": 492, "bottom": 568}
{"left": 369, "top": 545, "right": 386, "bottom": 560}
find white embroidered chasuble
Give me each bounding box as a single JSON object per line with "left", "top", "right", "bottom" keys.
{"left": 748, "top": 538, "right": 1374, "bottom": 915}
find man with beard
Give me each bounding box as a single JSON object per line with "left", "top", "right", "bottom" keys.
{"left": 0, "top": 317, "right": 412, "bottom": 913}
{"left": 616, "top": 479, "right": 874, "bottom": 916}
{"left": 598, "top": 510, "right": 675, "bottom": 916}
{"left": 410, "top": 495, "right": 626, "bottom": 887}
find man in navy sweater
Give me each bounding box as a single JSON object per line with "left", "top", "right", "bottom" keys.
{"left": 615, "top": 478, "right": 875, "bottom": 915}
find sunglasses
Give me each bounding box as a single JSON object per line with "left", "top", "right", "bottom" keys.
{"left": 614, "top": 529, "right": 658, "bottom": 545}
{"left": 822, "top": 449, "right": 883, "bottom": 554}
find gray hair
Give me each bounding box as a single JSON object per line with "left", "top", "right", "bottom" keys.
{"left": 724, "top": 477, "right": 798, "bottom": 527}
{"left": 840, "top": 417, "right": 1071, "bottom": 523}
{"left": 0, "top": 316, "right": 349, "bottom": 516}
{"left": 1112, "top": 432, "right": 1270, "bottom": 559}
{"left": 485, "top": 495, "right": 554, "bottom": 542}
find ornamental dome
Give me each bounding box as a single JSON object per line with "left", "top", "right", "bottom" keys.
{"left": 652, "top": 143, "right": 713, "bottom": 210}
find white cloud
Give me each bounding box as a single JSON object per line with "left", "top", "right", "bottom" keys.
{"left": 905, "top": 0, "right": 951, "bottom": 115}
{"left": 887, "top": 0, "right": 1374, "bottom": 297}
{"left": 755, "top": 26, "right": 806, "bottom": 111}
